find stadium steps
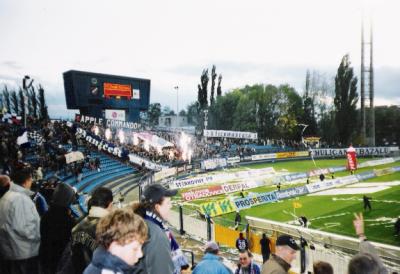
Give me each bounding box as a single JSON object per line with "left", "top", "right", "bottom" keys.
{"left": 109, "top": 174, "right": 142, "bottom": 195}
{"left": 103, "top": 172, "right": 142, "bottom": 194}
{"left": 74, "top": 166, "right": 133, "bottom": 191}
{"left": 82, "top": 169, "right": 138, "bottom": 194}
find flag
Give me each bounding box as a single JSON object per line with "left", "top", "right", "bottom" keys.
{"left": 293, "top": 201, "right": 302, "bottom": 209}
{"left": 17, "top": 131, "right": 29, "bottom": 146}
{"left": 346, "top": 145, "right": 357, "bottom": 170}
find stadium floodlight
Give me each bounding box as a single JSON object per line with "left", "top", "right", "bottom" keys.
{"left": 174, "top": 86, "right": 179, "bottom": 118}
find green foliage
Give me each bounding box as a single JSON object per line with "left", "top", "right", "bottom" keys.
{"left": 334, "top": 54, "right": 358, "bottom": 145}
{"left": 147, "top": 103, "right": 161, "bottom": 126}
{"left": 1, "top": 85, "right": 11, "bottom": 112}
{"left": 28, "top": 86, "right": 38, "bottom": 118}
{"left": 38, "top": 85, "right": 49, "bottom": 121}
{"left": 11, "top": 90, "right": 19, "bottom": 114}
{"left": 217, "top": 74, "right": 222, "bottom": 97}
{"left": 374, "top": 105, "right": 400, "bottom": 146}
{"left": 210, "top": 65, "right": 217, "bottom": 106}
{"left": 207, "top": 83, "right": 303, "bottom": 140}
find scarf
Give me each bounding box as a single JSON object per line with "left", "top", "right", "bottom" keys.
{"left": 145, "top": 211, "right": 188, "bottom": 273}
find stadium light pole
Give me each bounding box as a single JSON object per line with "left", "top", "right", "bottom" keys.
{"left": 174, "top": 86, "right": 179, "bottom": 119}
{"left": 22, "top": 75, "right": 34, "bottom": 128}
{"left": 297, "top": 123, "right": 308, "bottom": 147}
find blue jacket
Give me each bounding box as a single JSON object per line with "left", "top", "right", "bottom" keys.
{"left": 83, "top": 247, "right": 144, "bottom": 274}
{"left": 193, "top": 253, "right": 233, "bottom": 274}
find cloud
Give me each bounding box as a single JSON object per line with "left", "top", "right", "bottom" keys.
{"left": 2, "top": 61, "right": 22, "bottom": 70}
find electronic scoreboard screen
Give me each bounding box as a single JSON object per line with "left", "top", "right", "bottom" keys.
{"left": 104, "top": 83, "right": 132, "bottom": 98}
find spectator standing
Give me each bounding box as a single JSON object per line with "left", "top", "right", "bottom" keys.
{"left": 395, "top": 217, "right": 400, "bottom": 236}
{"left": 234, "top": 210, "right": 242, "bottom": 230}
{"left": 0, "top": 174, "right": 10, "bottom": 198}
{"left": 0, "top": 167, "right": 41, "bottom": 274}
{"left": 313, "top": 261, "right": 333, "bottom": 274}
{"left": 83, "top": 208, "right": 148, "bottom": 274}
{"left": 235, "top": 249, "right": 261, "bottom": 274}
{"left": 363, "top": 195, "right": 372, "bottom": 211}
{"left": 39, "top": 182, "right": 76, "bottom": 274}
{"left": 71, "top": 187, "right": 114, "bottom": 274}
{"left": 192, "top": 241, "right": 232, "bottom": 274}
{"left": 348, "top": 212, "right": 388, "bottom": 274}
{"left": 236, "top": 232, "right": 249, "bottom": 251}
{"left": 134, "top": 184, "right": 187, "bottom": 274}
{"left": 262, "top": 235, "right": 299, "bottom": 274}
{"left": 260, "top": 233, "right": 271, "bottom": 263}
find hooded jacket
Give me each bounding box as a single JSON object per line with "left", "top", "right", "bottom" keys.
{"left": 83, "top": 246, "right": 144, "bottom": 274}
{"left": 0, "top": 182, "right": 41, "bottom": 260}
{"left": 192, "top": 253, "right": 233, "bottom": 274}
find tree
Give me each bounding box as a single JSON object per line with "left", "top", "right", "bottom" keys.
{"left": 186, "top": 102, "right": 199, "bottom": 126}
{"left": 29, "top": 86, "right": 38, "bottom": 118}
{"left": 210, "top": 65, "right": 217, "bottom": 105}
{"left": 10, "top": 90, "right": 19, "bottom": 114}
{"left": 302, "top": 70, "right": 318, "bottom": 135}
{"left": 18, "top": 88, "right": 25, "bottom": 120}
{"left": 199, "top": 69, "right": 209, "bottom": 109}
{"left": 38, "top": 85, "right": 49, "bottom": 121}
{"left": 374, "top": 106, "right": 400, "bottom": 146}
{"left": 334, "top": 54, "right": 358, "bottom": 145}
{"left": 2, "top": 85, "right": 11, "bottom": 113}
{"left": 217, "top": 74, "right": 222, "bottom": 97}
{"left": 162, "top": 106, "right": 175, "bottom": 116}
{"left": 147, "top": 103, "right": 161, "bottom": 126}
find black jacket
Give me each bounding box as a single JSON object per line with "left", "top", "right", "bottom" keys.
{"left": 40, "top": 205, "right": 75, "bottom": 274}
{"left": 71, "top": 216, "right": 100, "bottom": 274}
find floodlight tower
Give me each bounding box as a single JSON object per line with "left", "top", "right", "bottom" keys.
{"left": 360, "top": 15, "right": 375, "bottom": 146}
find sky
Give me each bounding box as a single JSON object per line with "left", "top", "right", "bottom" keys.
{"left": 0, "top": 0, "right": 399, "bottom": 118}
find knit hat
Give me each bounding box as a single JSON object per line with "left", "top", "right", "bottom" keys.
{"left": 276, "top": 235, "right": 299, "bottom": 250}
{"left": 204, "top": 241, "right": 219, "bottom": 253}
{"left": 141, "top": 184, "right": 177, "bottom": 204}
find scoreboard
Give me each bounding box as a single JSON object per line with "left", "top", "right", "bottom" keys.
{"left": 63, "top": 70, "right": 150, "bottom": 122}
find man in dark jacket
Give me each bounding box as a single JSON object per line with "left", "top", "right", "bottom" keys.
{"left": 363, "top": 195, "right": 372, "bottom": 211}
{"left": 262, "top": 235, "right": 299, "bottom": 274}
{"left": 71, "top": 187, "right": 113, "bottom": 273}
{"left": 260, "top": 233, "right": 271, "bottom": 263}
{"left": 40, "top": 183, "right": 76, "bottom": 274}
{"left": 84, "top": 208, "right": 147, "bottom": 274}
{"left": 234, "top": 210, "right": 242, "bottom": 230}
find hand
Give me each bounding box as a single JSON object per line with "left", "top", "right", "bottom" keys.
{"left": 353, "top": 212, "right": 365, "bottom": 238}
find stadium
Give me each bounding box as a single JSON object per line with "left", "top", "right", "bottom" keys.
{"left": 2, "top": 2, "right": 400, "bottom": 273}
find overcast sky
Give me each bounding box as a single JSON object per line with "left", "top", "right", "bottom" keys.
{"left": 0, "top": 0, "right": 399, "bottom": 118}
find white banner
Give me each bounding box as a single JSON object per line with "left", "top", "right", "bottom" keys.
{"left": 170, "top": 176, "right": 215, "bottom": 189}
{"left": 227, "top": 156, "right": 240, "bottom": 165}
{"left": 65, "top": 151, "right": 84, "bottom": 164}
{"left": 251, "top": 153, "right": 277, "bottom": 161}
{"left": 128, "top": 154, "right": 167, "bottom": 171}
{"left": 204, "top": 129, "right": 258, "bottom": 140}
{"left": 358, "top": 158, "right": 394, "bottom": 168}
{"left": 105, "top": 109, "right": 126, "bottom": 121}
{"left": 312, "top": 147, "right": 398, "bottom": 157}
{"left": 154, "top": 167, "right": 176, "bottom": 181}
{"left": 201, "top": 158, "right": 227, "bottom": 170}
